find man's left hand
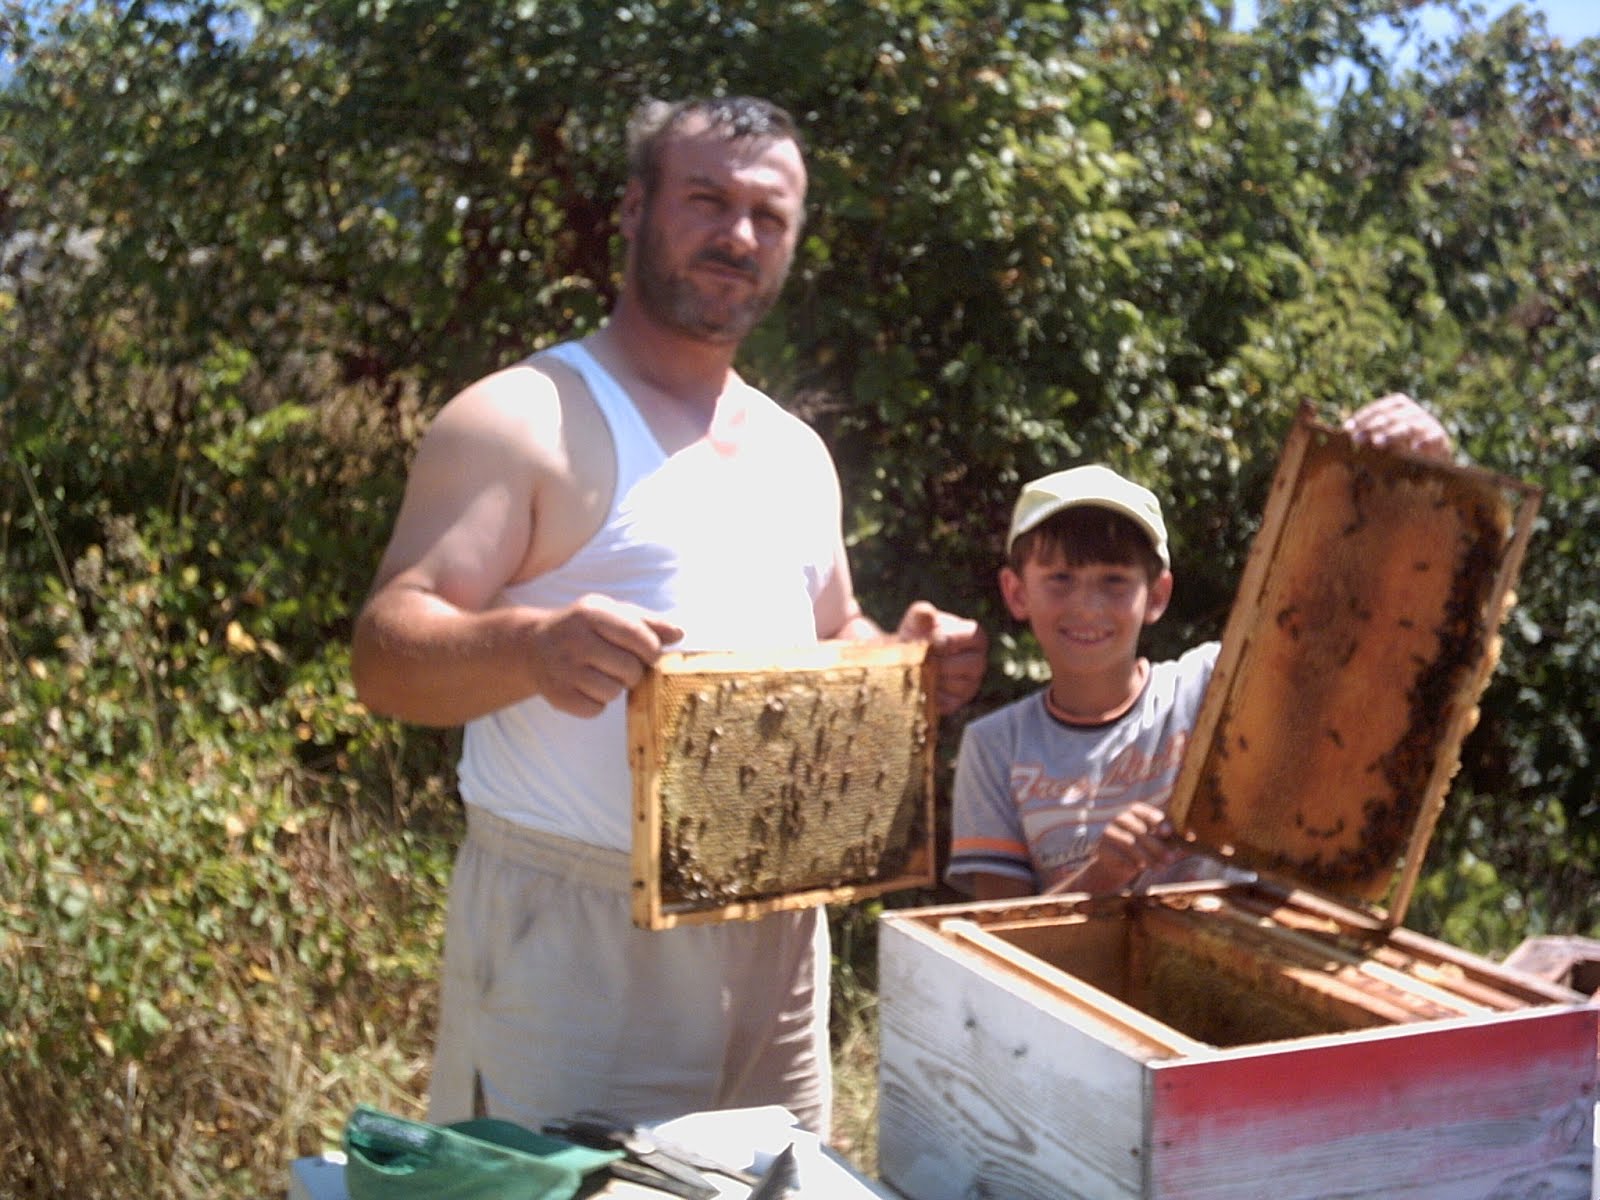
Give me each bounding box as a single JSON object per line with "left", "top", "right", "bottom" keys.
{"left": 897, "top": 600, "right": 988, "bottom": 715}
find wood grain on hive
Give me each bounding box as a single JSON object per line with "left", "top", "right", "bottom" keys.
{"left": 627, "top": 640, "right": 936, "bottom": 930}
{"left": 1168, "top": 406, "right": 1541, "bottom": 923}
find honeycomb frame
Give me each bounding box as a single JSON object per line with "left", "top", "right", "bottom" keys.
{"left": 1168, "top": 405, "right": 1541, "bottom": 926}
{"left": 627, "top": 640, "right": 937, "bottom": 929}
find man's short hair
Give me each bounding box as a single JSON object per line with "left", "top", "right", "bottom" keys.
{"left": 626, "top": 96, "right": 804, "bottom": 193}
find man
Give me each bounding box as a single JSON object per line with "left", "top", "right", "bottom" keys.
{"left": 351, "top": 96, "right": 987, "bottom": 1138}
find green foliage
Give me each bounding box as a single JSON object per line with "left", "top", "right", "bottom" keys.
{"left": 0, "top": 321, "right": 460, "bottom": 1191}
{"left": 3, "top": 1, "right": 1598, "bottom": 1194}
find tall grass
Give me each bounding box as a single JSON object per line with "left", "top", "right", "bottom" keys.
{"left": 0, "top": 353, "right": 452, "bottom": 1196}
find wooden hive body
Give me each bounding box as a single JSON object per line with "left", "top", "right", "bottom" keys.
{"left": 878, "top": 412, "right": 1598, "bottom": 1199}
{"left": 628, "top": 640, "right": 936, "bottom": 929}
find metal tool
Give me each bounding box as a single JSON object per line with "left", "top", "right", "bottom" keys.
{"left": 743, "top": 1142, "right": 799, "bottom": 1200}
{"left": 542, "top": 1114, "right": 724, "bottom": 1200}
{"left": 571, "top": 1109, "right": 765, "bottom": 1186}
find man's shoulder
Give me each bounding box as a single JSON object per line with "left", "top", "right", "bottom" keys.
{"left": 392, "top": 358, "right": 604, "bottom": 509}
{"left": 429, "top": 353, "right": 584, "bottom": 445}
{"left": 743, "top": 385, "right": 829, "bottom": 446}
{"left": 735, "top": 387, "right": 837, "bottom": 487}
{"left": 444, "top": 355, "right": 554, "bottom": 403}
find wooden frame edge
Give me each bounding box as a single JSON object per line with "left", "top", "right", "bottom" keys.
{"left": 629, "top": 639, "right": 939, "bottom": 931}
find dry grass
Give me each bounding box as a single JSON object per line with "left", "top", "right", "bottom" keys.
{"left": 828, "top": 902, "right": 886, "bottom": 1177}
{"left": 829, "top": 989, "right": 882, "bottom": 1178}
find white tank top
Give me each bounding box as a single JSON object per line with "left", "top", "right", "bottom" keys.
{"left": 457, "top": 340, "right": 840, "bottom": 849}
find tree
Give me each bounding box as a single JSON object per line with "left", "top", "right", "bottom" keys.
{"left": 1315, "top": 3, "right": 1600, "bottom": 944}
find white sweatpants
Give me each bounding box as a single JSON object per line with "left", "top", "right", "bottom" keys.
{"left": 427, "top": 806, "right": 833, "bottom": 1137}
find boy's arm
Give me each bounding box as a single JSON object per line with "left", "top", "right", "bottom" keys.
{"left": 945, "top": 723, "right": 1037, "bottom": 896}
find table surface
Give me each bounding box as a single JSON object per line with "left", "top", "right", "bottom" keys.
{"left": 290, "top": 1150, "right": 902, "bottom": 1200}
{"left": 289, "top": 1106, "right": 905, "bottom": 1200}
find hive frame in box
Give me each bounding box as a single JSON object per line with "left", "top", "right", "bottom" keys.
{"left": 628, "top": 640, "right": 937, "bottom": 930}
{"left": 876, "top": 409, "right": 1597, "bottom": 1200}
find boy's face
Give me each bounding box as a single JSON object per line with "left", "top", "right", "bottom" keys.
{"left": 999, "top": 547, "right": 1173, "bottom": 681}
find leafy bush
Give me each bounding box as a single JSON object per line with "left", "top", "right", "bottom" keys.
{"left": 0, "top": 335, "right": 461, "bottom": 1193}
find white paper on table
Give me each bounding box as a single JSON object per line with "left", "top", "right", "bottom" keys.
{"left": 650, "top": 1106, "right": 824, "bottom": 1188}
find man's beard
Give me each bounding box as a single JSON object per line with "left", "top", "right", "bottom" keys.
{"left": 633, "top": 199, "right": 791, "bottom": 343}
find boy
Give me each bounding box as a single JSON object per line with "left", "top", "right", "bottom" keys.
{"left": 946, "top": 463, "right": 1211, "bottom": 898}
{"left": 946, "top": 397, "right": 1451, "bottom": 899}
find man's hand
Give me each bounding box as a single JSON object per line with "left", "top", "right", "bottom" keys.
{"left": 1343, "top": 393, "right": 1452, "bottom": 461}
{"left": 1048, "top": 802, "right": 1182, "bottom": 895}
{"left": 525, "top": 594, "right": 684, "bottom": 718}
{"left": 896, "top": 600, "right": 989, "bottom": 715}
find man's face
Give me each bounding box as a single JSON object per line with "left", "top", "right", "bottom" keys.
{"left": 624, "top": 125, "right": 806, "bottom": 344}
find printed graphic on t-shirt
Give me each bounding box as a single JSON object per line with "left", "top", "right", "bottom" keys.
{"left": 1011, "top": 731, "right": 1189, "bottom": 886}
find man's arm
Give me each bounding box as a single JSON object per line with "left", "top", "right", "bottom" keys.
{"left": 351, "top": 370, "right": 681, "bottom": 727}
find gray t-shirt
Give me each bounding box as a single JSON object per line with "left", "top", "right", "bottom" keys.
{"left": 946, "top": 642, "right": 1221, "bottom": 893}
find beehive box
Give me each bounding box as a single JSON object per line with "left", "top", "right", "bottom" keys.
{"left": 1504, "top": 936, "right": 1600, "bottom": 999}
{"left": 878, "top": 411, "right": 1599, "bottom": 1200}
{"left": 627, "top": 640, "right": 936, "bottom": 930}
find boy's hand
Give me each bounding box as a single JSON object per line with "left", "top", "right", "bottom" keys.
{"left": 1050, "top": 802, "right": 1183, "bottom": 895}
{"left": 1343, "top": 393, "right": 1452, "bottom": 461}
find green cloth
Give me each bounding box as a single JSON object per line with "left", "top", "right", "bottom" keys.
{"left": 343, "top": 1105, "right": 623, "bottom": 1200}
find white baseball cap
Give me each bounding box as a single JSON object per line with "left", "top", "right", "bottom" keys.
{"left": 1007, "top": 464, "right": 1169, "bottom": 568}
